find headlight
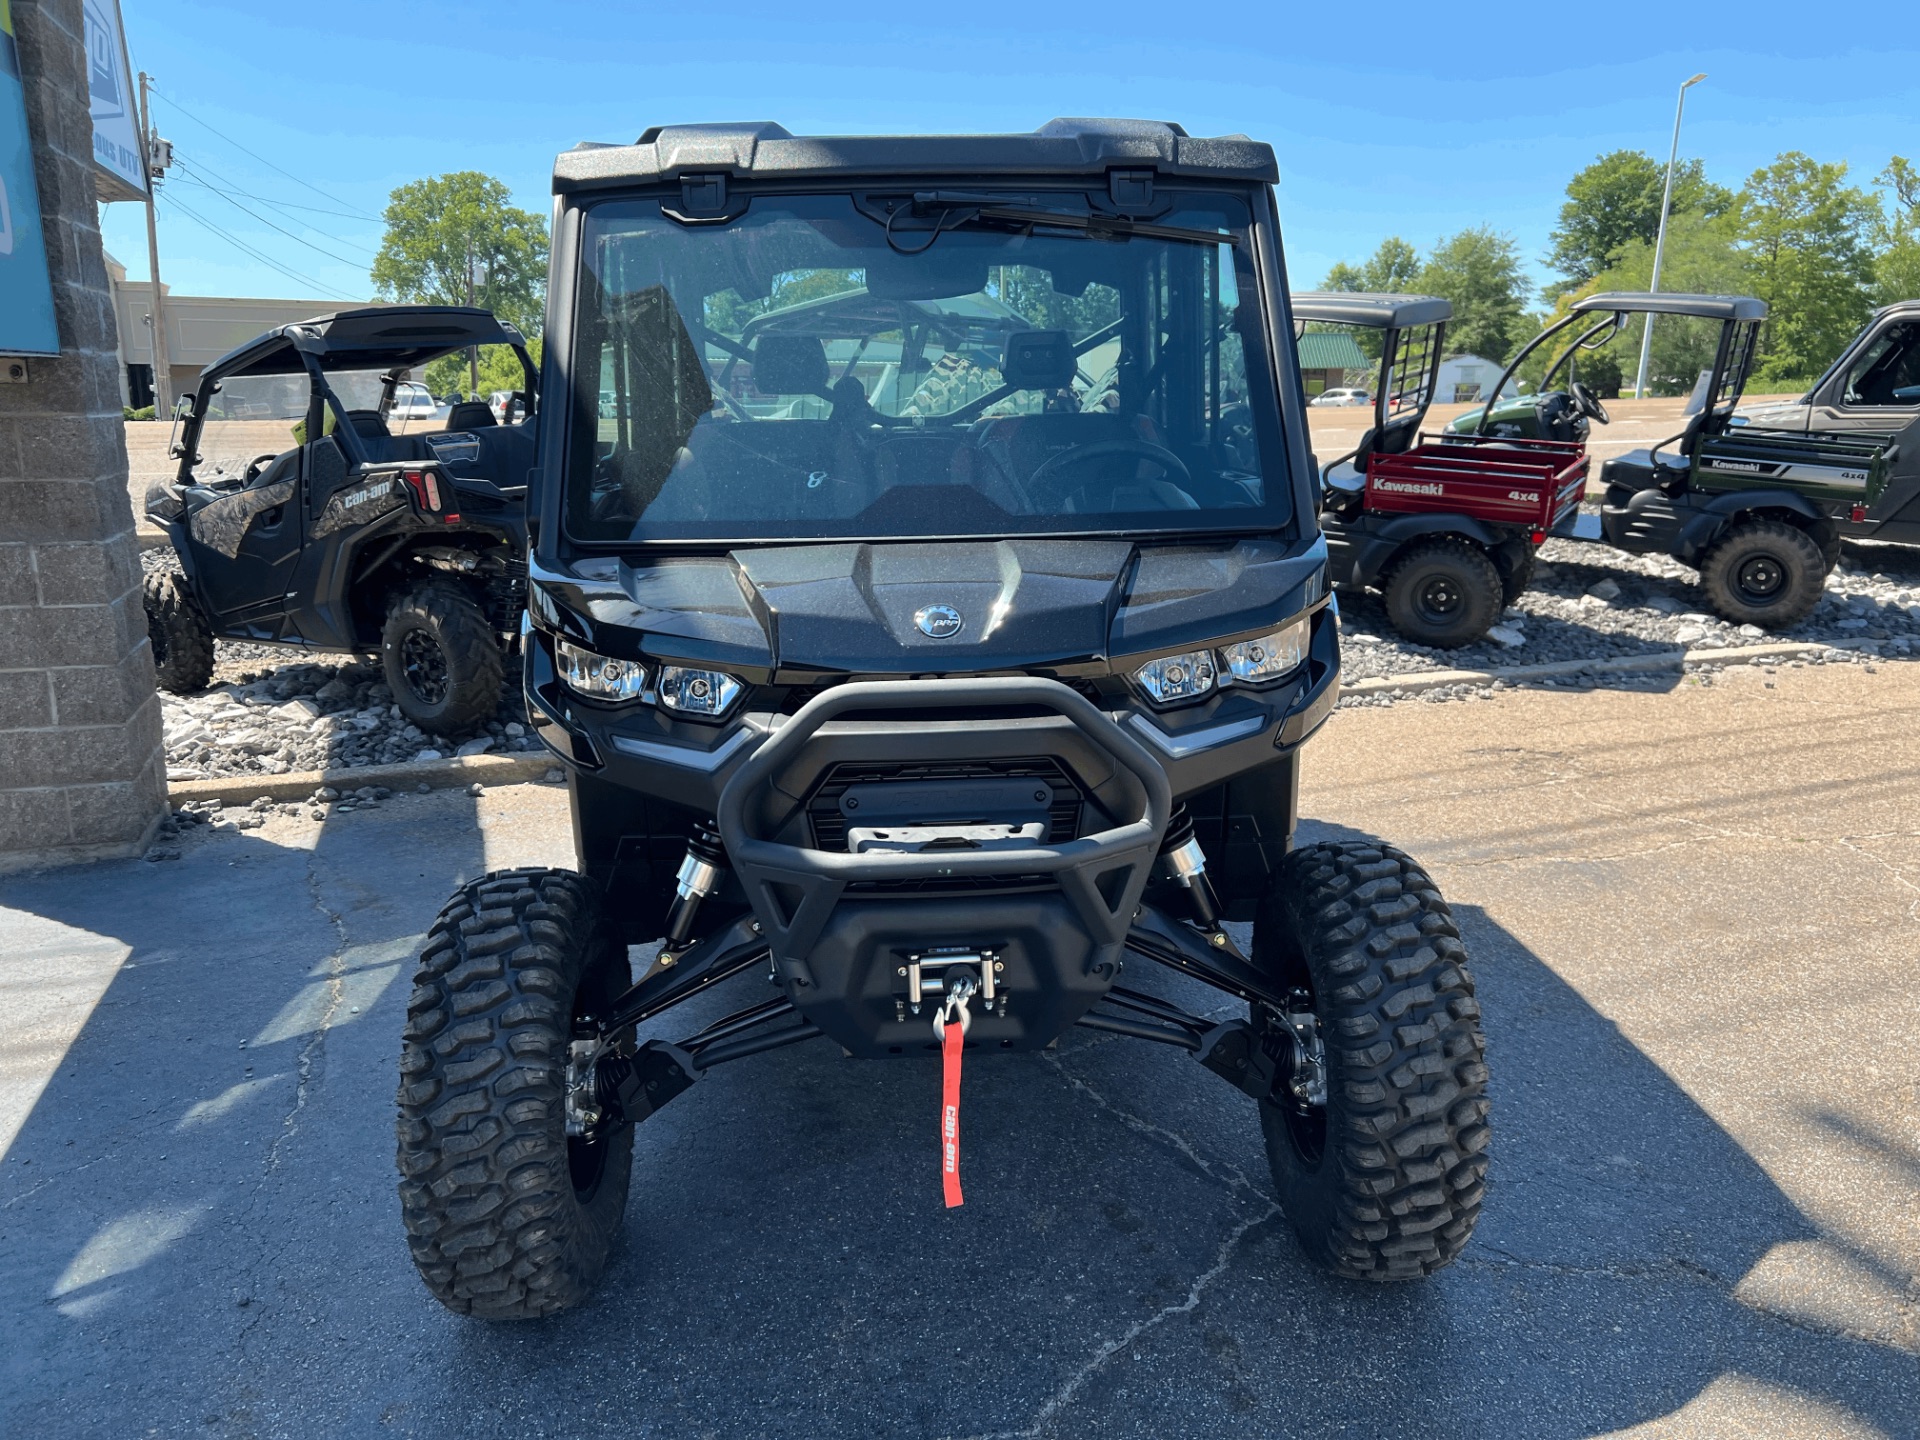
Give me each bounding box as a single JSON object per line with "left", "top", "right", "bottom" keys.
{"left": 556, "top": 638, "right": 648, "bottom": 703}
{"left": 658, "top": 665, "right": 743, "bottom": 718}
{"left": 1132, "top": 649, "right": 1217, "bottom": 706}
{"left": 1221, "top": 618, "right": 1310, "bottom": 686}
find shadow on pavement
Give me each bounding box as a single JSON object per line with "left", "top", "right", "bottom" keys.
{"left": 0, "top": 816, "right": 1914, "bottom": 1437}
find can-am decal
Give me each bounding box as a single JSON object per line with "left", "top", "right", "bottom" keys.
{"left": 340, "top": 478, "right": 395, "bottom": 509}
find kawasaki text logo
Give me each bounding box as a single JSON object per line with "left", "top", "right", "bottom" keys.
{"left": 1373, "top": 480, "right": 1444, "bottom": 496}
{"left": 1707, "top": 460, "right": 1764, "bottom": 473}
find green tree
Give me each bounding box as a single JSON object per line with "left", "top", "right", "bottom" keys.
{"left": 1577, "top": 211, "right": 1754, "bottom": 395}
{"left": 1416, "top": 228, "right": 1530, "bottom": 361}
{"left": 1737, "top": 152, "right": 1878, "bottom": 382}
{"left": 1546, "top": 150, "right": 1732, "bottom": 293}
{"left": 1322, "top": 236, "right": 1421, "bottom": 294}
{"left": 423, "top": 339, "right": 542, "bottom": 404}
{"left": 1872, "top": 156, "right": 1920, "bottom": 306}
{"left": 371, "top": 172, "right": 549, "bottom": 395}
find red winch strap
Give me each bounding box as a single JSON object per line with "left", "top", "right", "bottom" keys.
{"left": 941, "top": 1017, "right": 964, "bottom": 1208}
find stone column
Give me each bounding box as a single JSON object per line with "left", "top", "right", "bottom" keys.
{"left": 0, "top": 0, "right": 166, "bottom": 869}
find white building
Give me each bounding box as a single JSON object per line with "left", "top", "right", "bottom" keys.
{"left": 1435, "top": 354, "right": 1521, "bottom": 405}
{"left": 104, "top": 252, "right": 379, "bottom": 408}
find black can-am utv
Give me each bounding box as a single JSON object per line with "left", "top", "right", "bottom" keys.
{"left": 396, "top": 121, "right": 1488, "bottom": 1317}
{"left": 143, "top": 306, "right": 537, "bottom": 732}
{"left": 1297, "top": 292, "right": 1585, "bottom": 645}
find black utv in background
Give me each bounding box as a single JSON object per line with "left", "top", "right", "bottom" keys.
{"left": 395, "top": 120, "right": 1489, "bottom": 1317}
{"left": 143, "top": 306, "right": 537, "bottom": 732}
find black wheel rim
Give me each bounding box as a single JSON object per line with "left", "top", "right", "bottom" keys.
{"left": 1415, "top": 573, "right": 1464, "bottom": 623}
{"left": 399, "top": 627, "right": 451, "bottom": 706}
{"left": 1735, "top": 554, "right": 1786, "bottom": 603}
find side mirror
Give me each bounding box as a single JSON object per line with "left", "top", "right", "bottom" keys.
{"left": 166, "top": 393, "right": 195, "bottom": 460}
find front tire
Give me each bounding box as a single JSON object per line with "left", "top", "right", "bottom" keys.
{"left": 1381, "top": 538, "right": 1503, "bottom": 648}
{"left": 142, "top": 570, "right": 215, "bottom": 693}
{"left": 1698, "top": 519, "right": 1826, "bottom": 629}
{"left": 396, "top": 868, "right": 634, "bottom": 1318}
{"left": 1255, "top": 840, "right": 1488, "bottom": 1280}
{"left": 381, "top": 579, "right": 504, "bottom": 734}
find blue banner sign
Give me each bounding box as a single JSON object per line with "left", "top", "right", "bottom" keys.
{"left": 0, "top": 0, "right": 59, "bottom": 355}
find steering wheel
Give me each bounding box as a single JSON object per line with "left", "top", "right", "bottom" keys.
{"left": 242, "top": 452, "right": 283, "bottom": 483}
{"left": 1025, "top": 439, "right": 1193, "bottom": 505}
{"left": 1569, "top": 382, "right": 1611, "bottom": 425}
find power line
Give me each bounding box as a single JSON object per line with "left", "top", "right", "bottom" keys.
{"left": 148, "top": 85, "right": 381, "bottom": 222}
{"left": 167, "top": 174, "right": 376, "bottom": 224}
{"left": 158, "top": 193, "right": 359, "bottom": 301}
{"left": 171, "top": 155, "right": 377, "bottom": 267}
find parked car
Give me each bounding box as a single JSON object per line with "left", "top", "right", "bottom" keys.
{"left": 389, "top": 381, "right": 440, "bottom": 425}
{"left": 1310, "top": 387, "right": 1370, "bottom": 407}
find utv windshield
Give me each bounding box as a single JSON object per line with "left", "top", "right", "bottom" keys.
{"left": 565, "top": 193, "right": 1289, "bottom": 543}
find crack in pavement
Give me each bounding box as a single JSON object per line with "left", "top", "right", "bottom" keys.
{"left": 945, "top": 1048, "right": 1279, "bottom": 1440}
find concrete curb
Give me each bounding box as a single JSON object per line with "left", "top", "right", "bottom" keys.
{"left": 1342, "top": 640, "right": 1850, "bottom": 698}
{"left": 166, "top": 751, "right": 557, "bottom": 806}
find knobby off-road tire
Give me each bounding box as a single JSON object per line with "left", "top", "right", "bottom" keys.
{"left": 1381, "top": 538, "right": 1503, "bottom": 648}
{"left": 381, "top": 579, "right": 504, "bottom": 734}
{"left": 1698, "top": 518, "right": 1827, "bottom": 630}
{"left": 1255, "top": 840, "right": 1488, "bottom": 1280}
{"left": 397, "top": 868, "right": 634, "bottom": 1318}
{"left": 142, "top": 570, "right": 215, "bottom": 693}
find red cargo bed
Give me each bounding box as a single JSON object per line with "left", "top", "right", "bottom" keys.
{"left": 1364, "top": 434, "right": 1588, "bottom": 537}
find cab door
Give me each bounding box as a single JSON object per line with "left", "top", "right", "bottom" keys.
{"left": 179, "top": 376, "right": 313, "bottom": 640}
{"left": 1810, "top": 318, "right": 1920, "bottom": 435}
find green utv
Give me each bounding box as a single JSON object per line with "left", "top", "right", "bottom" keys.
{"left": 393, "top": 119, "right": 1490, "bottom": 1318}
{"left": 1578, "top": 299, "right": 1920, "bottom": 627}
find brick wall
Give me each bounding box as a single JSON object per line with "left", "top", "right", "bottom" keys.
{"left": 0, "top": 0, "right": 166, "bottom": 868}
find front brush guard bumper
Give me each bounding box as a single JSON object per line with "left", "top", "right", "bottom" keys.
{"left": 716, "top": 678, "right": 1174, "bottom": 1039}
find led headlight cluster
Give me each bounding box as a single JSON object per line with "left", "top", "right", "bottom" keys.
{"left": 657, "top": 666, "right": 742, "bottom": 718}
{"left": 1132, "top": 650, "right": 1218, "bottom": 705}
{"left": 554, "top": 637, "right": 748, "bottom": 721}
{"left": 1221, "top": 617, "right": 1310, "bottom": 685}
{"left": 1130, "top": 616, "right": 1311, "bottom": 706}
{"left": 556, "top": 638, "right": 648, "bottom": 703}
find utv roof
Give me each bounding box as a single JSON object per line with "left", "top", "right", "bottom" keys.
{"left": 551, "top": 119, "right": 1279, "bottom": 194}
{"left": 1290, "top": 292, "right": 1452, "bottom": 330}
{"left": 1571, "top": 292, "right": 1767, "bottom": 321}
{"left": 202, "top": 306, "right": 528, "bottom": 380}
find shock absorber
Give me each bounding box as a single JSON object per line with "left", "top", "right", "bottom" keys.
{"left": 660, "top": 821, "right": 727, "bottom": 961}
{"left": 1159, "top": 807, "right": 1227, "bottom": 943}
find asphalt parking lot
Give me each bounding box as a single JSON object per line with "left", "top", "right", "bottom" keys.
{"left": 3, "top": 663, "right": 1917, "bottom": 1438}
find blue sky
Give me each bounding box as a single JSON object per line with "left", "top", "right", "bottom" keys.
{"left": 101, "top": 1, "right": 1919, "bottom": 306}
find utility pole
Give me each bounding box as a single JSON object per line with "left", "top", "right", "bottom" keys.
{"left": 136, "top": 71, "right": 173, "bottom": 417}
{"left": 1634, "top": 72, "right": 1707, "bottom": 400}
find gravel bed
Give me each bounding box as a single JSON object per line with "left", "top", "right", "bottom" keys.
{"left": 1335, "top": 522, "right": 1920, "bottom": 706}
{"left": 142, "top": 549, "right": 538, "bottom": 782}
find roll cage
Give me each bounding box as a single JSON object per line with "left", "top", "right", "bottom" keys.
{"left": 1463, "top": 292, "right": 1767, "bottom": 439}
{"left": 1289, "top": 291, "right": 1451, "bottom": 472}
{"left": 169, "top": 305, "right": 539, "bottom": 482}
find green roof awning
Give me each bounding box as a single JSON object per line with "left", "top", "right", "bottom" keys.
{"left": 1296, "top": 332, "right": 1370, "bottom": 370}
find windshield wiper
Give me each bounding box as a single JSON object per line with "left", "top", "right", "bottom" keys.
{"left": 886, "top": 191, "right": 1230, "bottom": 253}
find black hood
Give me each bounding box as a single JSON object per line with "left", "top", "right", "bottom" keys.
{"left": 542, "top": 536, "right": 1326, "bottom": 677}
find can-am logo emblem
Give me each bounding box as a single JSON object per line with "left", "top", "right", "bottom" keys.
{"left": 915, "top": 604, "right": 964, "bottom": 639}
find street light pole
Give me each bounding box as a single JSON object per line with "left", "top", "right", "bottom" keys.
{"left": 1634, "top": 72, "right": 1707, "bottom": 399}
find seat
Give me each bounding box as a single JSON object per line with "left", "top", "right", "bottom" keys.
{"left": 1600, "top": 448, "right": 1685, "bottom": 493}
{"left": 446, "top": 400, "right": 496, "bottom": 430}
